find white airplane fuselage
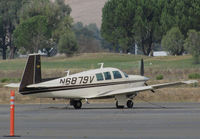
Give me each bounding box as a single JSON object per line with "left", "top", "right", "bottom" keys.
{"left": 24, "top": 67, "right": 148, "bottom": 99}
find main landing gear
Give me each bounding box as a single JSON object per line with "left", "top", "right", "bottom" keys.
{"left": 116, "top": 101, "right": 124, "bottom": 109}
{"left": 70, "top": 99, "right": 82, "bottom": 109}
{"left": 127, "top": 100, "right": 134, "bottom": 108}
{"left": 116, "top": 100, "right": 134, "bottom": 109}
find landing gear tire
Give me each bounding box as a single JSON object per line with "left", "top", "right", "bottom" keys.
{"left": 71, "top": 100, "right": 82, "bottom": 109}
{"left": 116, "top": 101, "right": 124, "bottom": 109}
{"left": 127, "top": 100, "right": 134, "bottom": 108}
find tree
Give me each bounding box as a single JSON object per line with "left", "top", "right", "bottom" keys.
{"left": 133, "top": 0, "right": 164, "bottom": 55}
{"left": 0, "top": 0, "right": 23, "bottom": 59}
{"left": 101, "top": 0, "right": 200, "bottom": 55}
{"left": 161, "top": 27, "right": 184, "bottom": 55}
{"left": 20, "top": 0, "right": 71, "bottom": 32}
{"left": 53, "top": 15, "right": 73, "bottom": 39}
{"left": 101, "top": 0, "right": 164, "bottom": 55}
{"left": 73, "top": 22, "right": 103, "bottom": 53}
{"left": 0, "top": 16, "right": 3, "bottom": 51}
{"left": 184, "top": 30, "right": 200, "bottom": 64}
{"left": 14, "top": 16, "right": 48, "bottom": 53}
{"left": 161, "top": 0, "right": 200, "bottom": 38}
{"left": 58, "top": 31, "right": 78, "bottom": 56}
{"left": 160, "top": 0, "right": 200, "bottom": 56}
{"left": 173, "top": 0, "right": 200, "bottom": 37}
{"left": 15, "top": 0, "right": 73, "bottom": 55}
{"left": 101, "top": 0, "right": 136, "bottom": 53}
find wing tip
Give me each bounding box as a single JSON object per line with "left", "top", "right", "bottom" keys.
{"left": 182, "top": 80, "right": 198, "bottom": 84}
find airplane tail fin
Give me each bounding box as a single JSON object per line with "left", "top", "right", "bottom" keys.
{"left": 19, "top": 54, "right": 42, "bottom": 92}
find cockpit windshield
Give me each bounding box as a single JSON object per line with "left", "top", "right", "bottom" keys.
{"left": 123, "top": 72, "right": 129, "bottom": 78}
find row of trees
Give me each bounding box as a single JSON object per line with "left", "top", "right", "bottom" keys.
{"left": 1, "top": 0, "right": 200, "bottom": 61}
{"left": 0, "top": 0, "right": 110, "bottom": 59}
{"left": 0, "top": 0, "right": 80, "bottom": 59}
{"left": 0, "top": 0, "right": 74, "bottom": 59}
{"left": 101, "top": 0, "right": 200, "bottom": 57}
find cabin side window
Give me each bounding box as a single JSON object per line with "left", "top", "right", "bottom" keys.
{"left": 96, "top": 73, "right": 104, "bottom": 81}
{"left": 112, "top": 71, "right": 122, "bottom": 79}
{"left": 104, "top": 72, "right": 111, "bottom": 80}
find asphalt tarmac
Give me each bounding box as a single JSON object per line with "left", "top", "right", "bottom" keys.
{"left": 1, "top": 103, "right": 200, "bottom": 139}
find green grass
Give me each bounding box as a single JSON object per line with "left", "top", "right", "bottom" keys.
{"left": 188, "top": 73, "right": 200, "bottom": 79}
{"left": 0, "top": 59, "right": 26, "bottom": 70}
{"left": 145, "top": 58, "right": 199, "bottom": 69}
{"left": 0, "top": 53, "right": 200, "bottom": 71}
{"left": 0, "top": 78, "right": 21, "bottom": 83}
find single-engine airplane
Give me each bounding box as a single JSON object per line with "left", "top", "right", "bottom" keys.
{"left": 6, "top": 54, "right": 198, "bottom": 109}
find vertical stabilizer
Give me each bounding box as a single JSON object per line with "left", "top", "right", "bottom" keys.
{"left": 19, "top": 54, "right": 41, "bottom": 92}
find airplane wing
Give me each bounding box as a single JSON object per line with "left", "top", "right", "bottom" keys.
{"left": 5, "top": 83, "right": 20, "bottom": 88}
{"left": 151, "top": 80, "right": 197, "bottom": 89}
{"left": 94, "top": 80, "right": 198, "bottom": 98}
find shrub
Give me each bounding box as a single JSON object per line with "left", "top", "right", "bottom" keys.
{"left": 0, "top": 78, "right": 21, "bottom": 83}
{"left": 1, "top": 78, "right": 10, "bottom": 83}
{"left": 156, "top": 74, "right": 164, "bottom": 80}
{"left": 184, "top": 30, "right": 200, "bottom": 64}
{"left": 161, "top": 27, "right": 184, "bottom": 55}
{"left": 188, "top": 73, "right": 200, "bottom": 79}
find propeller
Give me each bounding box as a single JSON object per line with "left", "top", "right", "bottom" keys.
{"left": 145, "top": 82, "right": 155, "bottom": 93}
{"left": 140, "top": 58, "right": 155, "bottom": 93}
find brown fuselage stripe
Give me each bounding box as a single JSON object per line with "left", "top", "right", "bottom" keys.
{"left": 20, "top": 80, "right": 145, "bottom": 95}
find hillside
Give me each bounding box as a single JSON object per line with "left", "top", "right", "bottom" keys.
{"left": 66, "top": 0, "right": 108, "bottom": 28}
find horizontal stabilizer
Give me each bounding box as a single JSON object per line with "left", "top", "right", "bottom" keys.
{"left": 5, "top": 83, "right": 20, "bottom": 88}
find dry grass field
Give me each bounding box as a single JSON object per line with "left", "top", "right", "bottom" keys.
{"left": 1, "top": 86, "right": 200, "bottom": 104}
{"left": 0, "top": 53, "right": 200, "bottom": 104}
